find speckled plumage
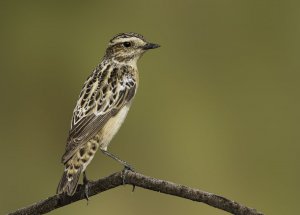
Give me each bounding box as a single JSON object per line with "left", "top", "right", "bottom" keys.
{"left": 57, "top": 32, "right": 159, "bottom": 196}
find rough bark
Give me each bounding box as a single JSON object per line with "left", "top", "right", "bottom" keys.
{"left": 8, "top": 170, "right": 264, "bottom": 215}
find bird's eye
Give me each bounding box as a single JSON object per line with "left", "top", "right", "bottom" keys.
{"left": 123, "top": 42, "right": 131, "bottom": 48}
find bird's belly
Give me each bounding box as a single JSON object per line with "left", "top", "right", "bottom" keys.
{"left": 99, "top": 105, "right": 130, "bottom": 150}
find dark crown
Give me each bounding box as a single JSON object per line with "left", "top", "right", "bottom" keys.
{"left": 110, "top": 32, "right": 145, "bottom": 43}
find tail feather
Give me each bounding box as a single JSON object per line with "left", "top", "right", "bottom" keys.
{"left": 57, "top": 159, "right": 83, "bottom": 196}
{"left": 57, "top": 143, "right": 98, "bottom": 195}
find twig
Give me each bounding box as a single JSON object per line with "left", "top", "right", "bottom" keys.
{"left": 7, "top": 170, "right": 264, "bottom": 215}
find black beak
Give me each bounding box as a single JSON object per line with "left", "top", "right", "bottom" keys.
{"left": 143, "top": 43, "right": 160, "bottom": 50}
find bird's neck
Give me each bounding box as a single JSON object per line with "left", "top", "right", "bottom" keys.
{"left": 112, "top": 57, "right": 139, "bottom": 70}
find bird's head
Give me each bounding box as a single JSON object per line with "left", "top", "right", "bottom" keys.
{"left": 104, "top": 32, "right": 160, "bottom": 64}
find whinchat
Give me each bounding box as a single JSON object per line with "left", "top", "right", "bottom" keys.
{"left": 57, "top": 32, "right": 160, "bottom": 196}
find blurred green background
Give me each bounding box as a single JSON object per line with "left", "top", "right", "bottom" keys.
{"left": 0, "top": 1, "right": 299, "bottom": 214}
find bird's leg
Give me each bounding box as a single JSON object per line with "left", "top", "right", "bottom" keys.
{"left": 101, "top": 149, "right": 135, "bottom": 171}
{"left": 83, "top": 171, "right": 90, "bottom": 202}
{"left": 101, "top": 149, "right": 135, "bottom": 191}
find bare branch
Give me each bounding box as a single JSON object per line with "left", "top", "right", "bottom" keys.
{"left": 8, "top": 170, "right": 263, "bottom": 215}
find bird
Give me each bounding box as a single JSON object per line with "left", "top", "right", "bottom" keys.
{"left": 56, "top": 32, "right": 160, "bottom": 197}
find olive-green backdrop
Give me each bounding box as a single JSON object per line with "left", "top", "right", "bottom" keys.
{"left": 0, "top": 1, "right": 299, "bottom": 214}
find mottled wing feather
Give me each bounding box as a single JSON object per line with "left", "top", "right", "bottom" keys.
{"left": 62, "top": 65, "right": 136, "bottom": 163}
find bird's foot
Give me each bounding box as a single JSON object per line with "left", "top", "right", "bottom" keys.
{"left": 83, "top": 183, "right": 89, "bottom": 203}
{"left": 83, "top": 172, "right": 92, "bottom": 203}
{"left": 121, "top": 165, "right": 136, "bottom": 192}
{"left": 124, "top": 163, "right": 135, "bottom": 172}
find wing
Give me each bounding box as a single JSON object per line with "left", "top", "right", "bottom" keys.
{"left": 61, "top": 65, "right": 137, "bottom": 163}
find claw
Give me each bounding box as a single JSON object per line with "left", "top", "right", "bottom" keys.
{"left": 121, "top": 166, "right": 136, "bottom": 192}
{"left": 124, "top": 163, "right": 135, "bottom": 172}
{"left": 84, "top": 183, "right": 89, "bottom": 204}
{"left": 121, "top": 167, "right": 127, "bottom": 185}
{"left": 83, "top": 171, "right": 90, "bottom": 204}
